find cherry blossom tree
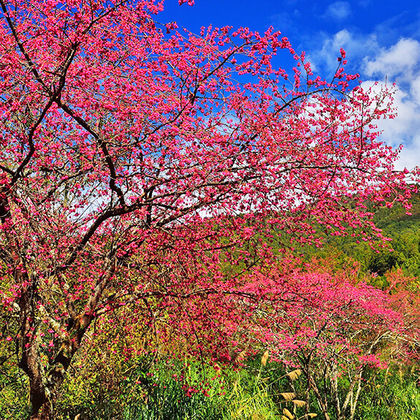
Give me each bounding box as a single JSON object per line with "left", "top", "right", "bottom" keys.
{"left": 243, "top": 259, "right": 418, "bottom": 420}
{"left": 0, "top": 0, "right": 416, "bottom": 418}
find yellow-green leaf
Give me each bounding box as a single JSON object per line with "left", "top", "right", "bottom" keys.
{"left": 283, "top": 408, "right": 295, "bottom": 419}
{"left": 280, "top": 392, "right": 296, "bottom": 401}
{"left": 236, "top": 351, "right": 246, "bottom": 362}
{"left": 261, "top": 350, "right": 269, "bottom": 366}
{"left": 286, "top": 369, "right": 302, "bottom": 381}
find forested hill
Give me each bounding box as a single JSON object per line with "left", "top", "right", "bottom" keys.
{"left": 312, "top": 191, "right": 420, "bottom": 281}
{"left": 374, "top": 192, "right": 420, "bottom": 232}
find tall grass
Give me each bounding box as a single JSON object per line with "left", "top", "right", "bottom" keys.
{"left": 1, "top": 352, "right": 418, "bottom": 419}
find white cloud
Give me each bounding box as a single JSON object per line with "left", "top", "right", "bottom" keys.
{"left": 311, "top": 32, "right": 420, "bottom": 170}
{"left": 325, "top": 1, "right": 352, "bottom": 21}
{"left": 364, "top": 38, "right": 420, "bottom": 78}
{"left": 359, "top": 38, "right": 420, "bottom": 170}
{"left": 309, "top": 29, "right": 378, "bottom": 72}
{"left": 360, "top": 83, "right": 417, "bottom": 141}
{"left": 397, "top": 135, "right": 420, "bottom": 171}
{"left": 410, "top": 75, "right": 420, "bottom": 104}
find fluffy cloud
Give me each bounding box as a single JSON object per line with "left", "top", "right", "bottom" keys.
{"left": 410, "top": 75, "right": 420, "bottom": 103}
{"left": 312, "top": 32, "right": 420, "bottom": 170}
{"left": 364, "top": 38, "right": 420, "bottom": 79}
{"left": 325, "top": 1, "right": 352, "bottom": 21}
{"left": 361, "top": 39, "right": 420, "bottom": 170}
{"left": 309, "top": 29, "right": 379, "bottom": 72}
{"left": 398, "top": 135, "right": 420, "bottom": 171}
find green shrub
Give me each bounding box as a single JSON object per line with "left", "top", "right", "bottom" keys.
{"left": 356, "top": 366, "right": 419, "bottom": 420}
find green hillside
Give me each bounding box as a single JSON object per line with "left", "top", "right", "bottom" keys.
{"left": 298, "top": 192, "right": 420, "bottom": 287}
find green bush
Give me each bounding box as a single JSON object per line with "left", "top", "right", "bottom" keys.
{"left": 356, "top": 366, "right": 419, "bottom": 420}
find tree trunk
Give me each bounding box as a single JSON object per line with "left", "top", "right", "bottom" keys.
{"left": 23, "top": 340, "right": 82, "bottom": 419}
{"left": 309, "top": 376, "right": 331, "bottom": 420}
{"left": 29, "top": 385, "right": 51, "bottom": 420}
{"left": 20, "top": 343, "right": 51, "bottom": 419}
{"left": 15, "top": 262, "right": 112, "bottom": 417}
{"left": 349, "top": 370, "right": 363, "bottom": 420}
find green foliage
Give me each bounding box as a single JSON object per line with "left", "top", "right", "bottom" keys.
{"left": 0, "top": 362, "right": 29, "bottom": 419}
{"left": 54, "top": 354, "right": 227, "bottom": 419}
{"left": 359, "top": 193, "right": 420, "bottom": 279}
{"left": 356, "top": 366, "right": 420, "bottom": 420}
{"left": 1, "top": 350, "right": 419, "bottom": 419}
{"left": 223, "top": 355, "right": 291, "bottom": 419}
{"left": 308, "top": 192, "right": 420, "bottom": 282}
{"left": 54, "top": 352, "right": 299, "bottom": 420}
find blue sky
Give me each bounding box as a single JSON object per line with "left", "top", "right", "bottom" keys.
{"left": 160, "top": 0, "right": 420, "bottom": 169}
